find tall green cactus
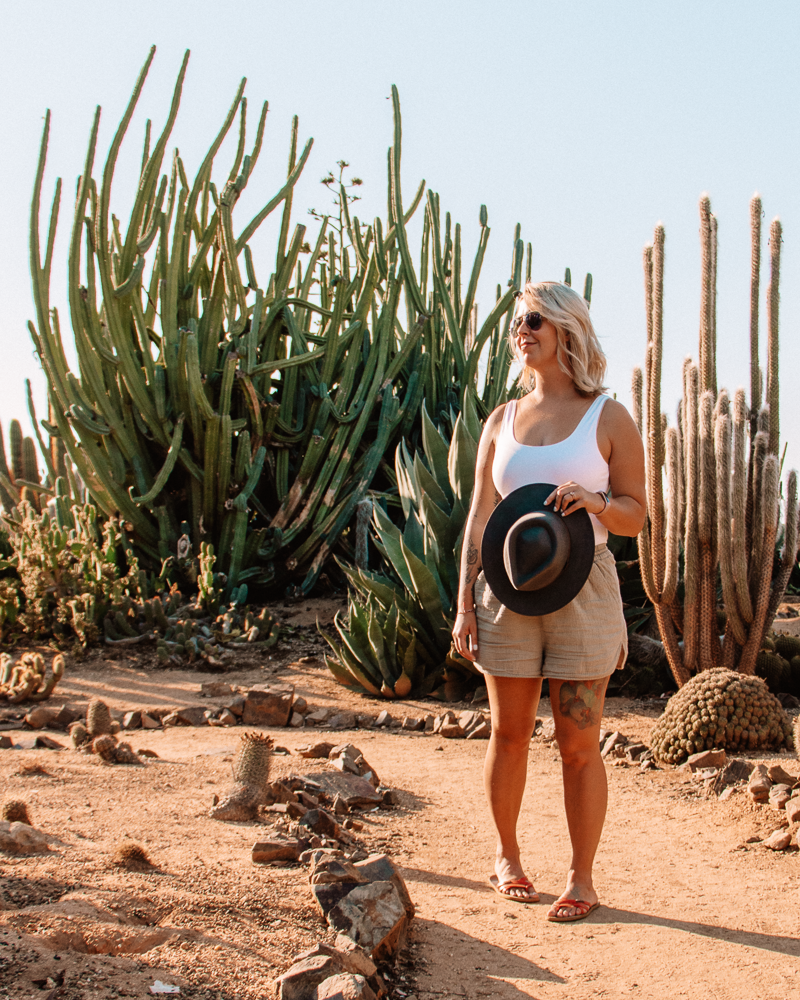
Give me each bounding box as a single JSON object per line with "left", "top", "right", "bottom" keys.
{"left": 636, "top": 194, "right": 798, "bottom": 685}
{"left": 28, "top": 51, "right": 523, "bottom": 597}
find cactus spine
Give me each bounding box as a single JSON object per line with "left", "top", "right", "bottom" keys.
{"left": 636, "top": 194, "right": 798, "bottom": 686}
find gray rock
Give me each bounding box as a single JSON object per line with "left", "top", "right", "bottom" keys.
{"left": 327, "top": 880, "right": 408, "bottom": 963}
{"left": 375, "top": 710, "right": 392, "bottom": 728}
{"left": 768, "top": 763, "right": 799, "bottom": 785}
{"left": 293, "top": 697, "right": 309, "bottom": 715}
{"left": 0, "top": 736, "right": 12, "bottom": 749}
{"left": 440, "top": 723, "right": 464, "bottom": 739}
{"left": 353, "top": 853, "right": 415, "bottom": 919}
{"left": 786, "top": 798, "right": 800, "bottom": 823}
{"left": 176, "top": 706, "right": 207, "bottom": 726}
{"left": 32, "top": 735, "right": 63, "bottom": 750}
{"left": 466, "top": 721, "right": 491, "bottom": 740}
{"left": 625, "top": 743, "right": 649, "bottom": 761}
{"left": 712, "top": 758, "right": 751, "bottom": 792}
{"left": 401, "top": 717, "right": 424, "bottom": 731}
{"left": 316, "top": 973, "right": 377, "bottom": 1000}
{"left": 328, "top": 711, "right": 357, "bottom": 730}
{"left": 242, "top": 683, "right": 295, "bottom": 727}
{"left": 471, "top": 685, "right": 489, "bottom": 704}
{"left": 769, "top": 784, "right": 792, "bottom": 810}
{"left": 276, "top": 943, "right": 377, "bottom": 1000}
{"left": 302, "top": 771, "right": 382, "bottom": 809}
{"left": 290, "top": 712, "right": 306, "bottom": 728}
{"left": 310, "top": 859, "right": 368, "bottom": 887}
{"left": 601, "top": 731, "right": 627, "bottom": 757}
{"left": 298, "top": 742, "right": 335, "bottom": 759}
{"left": 224, "top": 695, "right": 246, "bottom": 717}
{"left": 423, "top": 714, "right": 435, "bottom": 733}
{"left": 306, "top": 709, "right": 333, "bottom": 724}
{"left": 686, "top": 749, "right": 726, "bottom": 772}
{"left": 51, "top": 705, "right": 81, "bottom": 730}
{"left": 218, "top": 708, "right": 238, "bottom": 726}
{"left": 140, "top": 712, "right": 160, "bottom": 729}
{"left": 252, "top": 839, "right": 303, "bottom": 863}
{"left": 301, "top": 809, "right": 343, "bottom": 841}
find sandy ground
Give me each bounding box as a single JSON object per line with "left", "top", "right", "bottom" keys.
{"left": 1, "top": 610, "right": 799, "bottom": 1000}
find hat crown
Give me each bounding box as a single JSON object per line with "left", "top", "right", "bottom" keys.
{"left": 503, "top": 511, "right": 571, "bottom": 592}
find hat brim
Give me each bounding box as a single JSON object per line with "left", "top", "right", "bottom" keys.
{"left": 481, "top": 483, "right": 596, "bottom": 616}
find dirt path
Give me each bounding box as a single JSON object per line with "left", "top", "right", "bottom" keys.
{"left": 1, "top": 652, "right": 799, "bottom": 999}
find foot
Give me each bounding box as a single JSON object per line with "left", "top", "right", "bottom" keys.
{"left": 491, "top": 855, "right": 539, "bottom": 902}
{"left": 547, "top": 873, "right": 598, "bottom": 921}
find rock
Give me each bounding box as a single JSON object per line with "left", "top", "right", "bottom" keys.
{"left": 328, "top": 711, "right": 357, "bottom": 730}
{"left": 242, "top": 683, "right": 295, "bottom": 727}
{"left": 301, "top": 809, "right": 343, "bottom": 840}
{"left": 625, "top": 743, "right": 649, "bottom": 762}
{"left": 200, "top": 681, "right": 234, "bottom": 698}
{"left": 302, "top": 771, "right": 382, "bottom": 809}
{"left": 379, "top": 789, "right": 397, "bottom": 807}
{"left": 290, "top": 712, "right": 305, "bottom": 728}
{"left": 316, "top": 973, "right": 377, "bottom": 1000}
{"left": 218, "top": 709, "right": 238, "bottom": 727}
{"left": 224, "top": 695, "right": 246, "bottom": 717}
{"left": 140, "top": 713, "right": 160, "bottom": 729}
{"left": 0, "top": 736, "right": 12, "bottom": 749}
{"left": 768, "top": 763, "right": 798, "bottom": 786}
{"left": 712, "top": 758, "right": 752, "bottom": 792}
{"left": 539, "top": 718, "right": 556, "bottom": 741}
{"left": 719, "top": 786, "right": 738, "bottom": 801}
{"left": 686, "top": 749, "right": 727, "bottom": 772}
{"left": 778, "top": 693, "right": 800, "bottom": 709}
{"left": 423, "top": 714, "right": 435, "bottom": 733}
{"left": 51, "top": 705, "right": 81, "bottom": 729}
{"left": 122, "top": 711, "right": 141, "bottom": 730}
{"left": 276, "top": 943, "right": 378, "bottom": 1000}
{"left": 374, "top": 711, "right": 392, "bottom": 728}
{"left": 33, "top": 735, "right": 63, "bottom": 750}
{"left": 298, "top": 790, "right": 320, "bottom": 810}
{"left": 353, "top": 854, "right": 414, "bottom": 919}
{"left": 0, "top": 821, "right": 52, "bottom": 854}
{"left": 271, "top": 780, "right": 300, "bottom": 804}
{"left": 329, "top": 938, "right": 377, "bottom": 978}
{"left": 763, "top": 828, "right": 792, "bottom": 851}
{"left": 472, "top": 685, "right": 489, "bottom": 704}
{"left": 311, "top": 858, "right": 368, "bottom": 887}
{"left": 306, "top": 709, "right": 333, "bottom": 724}
{"left": 137, "top": 748, "right": 159, "bottom": 758}
{"left": 24, "top": 707, "right": 56, "bottom": 730}
{"left": 434, "top": 711, "right": 456, "bottom": 734}
{"left": 466, "top": 721, "right": 491, "bottom": 740}
{"left": 298, "top": 742, "right": 335, "bottom": 759}
{"left": 401, "top": 717, "right": 424, "bottom": 731}
{"left": 601, "top": 732, "right": 627, "bottom": 757}
{"left": 440, "top": 723, "right": 464, "bottom": 739}
{"left": 293, "top": 697, "right": 309, "bottom": 715}
{"left": 252, "top": 839, "right": 302, "bottom": 863}
{"left": 458, "top": 711, "right": 480, "bottom": 732}
{"left": 327, "top": 880, "right": 408, "bottom": 963}
{"left": 785, "top": 798, "right": 800, "bottom": 823}
{"left": 176, "top": 706, "right": 207, "bottom": 726}
{"left": 769, "top": 784, "right": 792, "bottom": 811}
{"left": 356, "top": 715, "right": 374, "bottom": 729}
{"left": 748, "top": 764, "right": 772, "bottom": 802}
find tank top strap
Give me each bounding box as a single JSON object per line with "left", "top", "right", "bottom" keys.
{"left": 500, "top": 399, "right": 517, "bottom": 438}
{"left": 574, "top": 393, "right": 609, "bottom": 440}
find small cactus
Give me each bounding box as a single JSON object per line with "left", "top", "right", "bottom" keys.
{"left": 113, "top": 841, "right": 152, "bottom": 868}
{"left": 92, "top": 734, "right": 117, "bottom": 761}
{"left": 113, "top": 741, "right": 139, "bottom": 765}
{"left": 210, "top": 731, "right": 273, "bottom": 822}
{"left": 86, "top": 698, "right": 112, "bottom": 737}
{"left": 69, "top": 721, "right": 89, "bottom": 748}
{"left": 1, "top": 800, "right": 31, "bottom": 824}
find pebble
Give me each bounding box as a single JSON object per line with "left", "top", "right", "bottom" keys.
{"left": 763, "top": 828, "right": 792, "bottom": 851}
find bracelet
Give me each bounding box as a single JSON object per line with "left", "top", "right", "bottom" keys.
{"left": 457, "top": 606, "right": 476, "bottom": 615}
{"left": 596, "top": 491, "right": 609, "bottom": 515}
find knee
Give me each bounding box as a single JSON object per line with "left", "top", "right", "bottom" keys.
{"left": 558, "top": 740, "right": 600, "bottom": 770}
{"left": 491, "top": 725, "right": 533, "bottom": 755}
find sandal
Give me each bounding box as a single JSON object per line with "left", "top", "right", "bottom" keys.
{"left": 489, "top": 874, "right": 540, "bottom": 904}
{"left": 546, "top": 898, "right": 600, "bottom": 922}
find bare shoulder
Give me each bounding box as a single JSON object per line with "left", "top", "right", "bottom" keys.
{"left": 479, "top": 401, "right": 509, "bottom": 445}
{"left": 599, "top": 397, "right": 639, "bottom": 437}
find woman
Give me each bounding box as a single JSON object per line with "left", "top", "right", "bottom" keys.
{"left": 452, "top": 281, "right": 645, "bottom": 921}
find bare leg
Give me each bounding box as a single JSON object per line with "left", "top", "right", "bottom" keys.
{"left": 484, "top": 675, "right": 543, "bottom": 900}
{"left": 547, "top": 675, "right": 610, "bottom": 919}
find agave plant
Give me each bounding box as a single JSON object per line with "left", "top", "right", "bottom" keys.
{"left": 28, "top": 48, "right": 526, "bottom": 599}
{"left": 321, "top": 394, "right": 485, "bottom": 697}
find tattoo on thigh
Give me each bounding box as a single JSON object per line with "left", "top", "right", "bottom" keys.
{"left": 556, "top": 679, "right": 606, "bottom": 729}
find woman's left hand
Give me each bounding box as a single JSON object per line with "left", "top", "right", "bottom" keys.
{"left": 545, "top": 481, "right": 606, "bottom": 517}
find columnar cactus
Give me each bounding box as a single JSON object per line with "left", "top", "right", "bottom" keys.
{"left": 636, "top": 195, "right": 798, "bottom": 685}
{"left": 28, "top": 51, "right": 522, "bottom": 597}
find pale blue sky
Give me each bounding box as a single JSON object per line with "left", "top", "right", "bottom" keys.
{"left": 2, "top": 0, "right": 800, "bottom": 473}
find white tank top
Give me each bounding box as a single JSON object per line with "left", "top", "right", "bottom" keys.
{"left": 492, "top": 393, "right": 611, "bottom": 544}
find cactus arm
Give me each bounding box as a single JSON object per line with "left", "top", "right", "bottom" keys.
{"left": 427, "top": 191, "right": 465, "bottom": 380}
{"left": 715, "top": 411, "right": 747, "bottom": 646}
{"left": 738, "top": 455, "right": 780, "bottom": 673}
{"left": 730, "top": 389, "right": 753, "bottom": 623}
{"left": 460, "top": 210, "right": 490, "bottom": 339}
{"left": 766, "top": 217, "right": 781, "bottom": 456}
{"left": 463, "top": 289, "right": 517, "bottom": 394}
{"left": 235, "top": 138, "right": 313, "bottom": 252}
{"left": 661, "top": 427, "right": 681, "bottom": 605}
{"left": 749, "top": 195, "right": 762, "bottom": 430}
{"left": 129, "top": 415, "right": 184, "bottom": 506}
{"left": 697, "top": 391, "right": 721, "bottom": 667}
{"left": 698, "top": 196, "right": 714, "bottom": 394}
{"left": 764, "top": 469, "right": 799, "bottom": 627}
{"left": 388, "top": 88, "right": 426, "bottom": 317}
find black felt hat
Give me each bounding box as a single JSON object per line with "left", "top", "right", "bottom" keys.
{"left": 481, "top": 483, "right": 595, "bottom": 616}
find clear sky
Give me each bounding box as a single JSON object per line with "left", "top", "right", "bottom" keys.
{"left": 2, "top": 0, "right": 800, "bottom": 477}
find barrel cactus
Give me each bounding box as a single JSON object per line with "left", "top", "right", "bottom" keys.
{"left": 650, "top": 668, "right": 793, "bottom": 764}
{"left": 86, "top": 698, "right": 113, "bottom": 737}
{"left": 210, "top": 731, "right": 273, "bottom": 822}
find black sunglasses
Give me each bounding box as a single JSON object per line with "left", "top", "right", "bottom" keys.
{"left": 511, "top": 311, "right": 544, "bottom": 335}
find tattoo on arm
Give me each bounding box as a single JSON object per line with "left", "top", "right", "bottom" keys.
{"left": 555, "top": 679, "right": 607, "bottom": 729}
{"left": 494, "top": 490, "right": 502, "bottom": 508}
{"left": 466, "top": 538, "right": 478, "bottom": 566}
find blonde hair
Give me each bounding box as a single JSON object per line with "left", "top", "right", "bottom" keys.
{"left": 509, "top": 281, "right": 608, "bottom": 396}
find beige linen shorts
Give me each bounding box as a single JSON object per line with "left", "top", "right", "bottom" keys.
{"left": 474, "top": 544, "right": 627, "bottom": 680}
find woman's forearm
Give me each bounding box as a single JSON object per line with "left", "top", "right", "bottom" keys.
{"left": 596, "top": 494, "right": 645, "bottom": 537}
{"left": 457, "top": 516, "right": 485, "bottom": 610}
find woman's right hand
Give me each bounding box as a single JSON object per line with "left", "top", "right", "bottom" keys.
{"left": 452, "top": 609, "right": 479, "bottom": 662}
